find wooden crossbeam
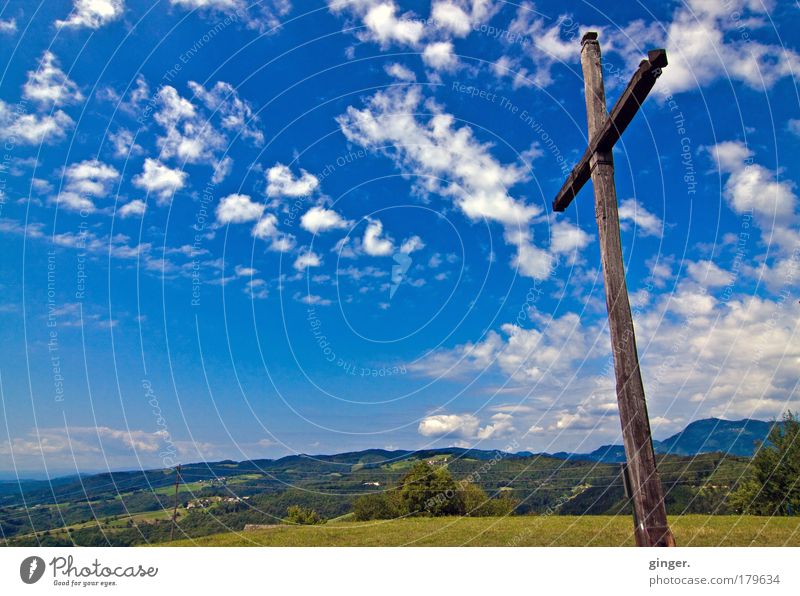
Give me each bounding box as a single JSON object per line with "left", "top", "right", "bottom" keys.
{"left": 550, "top": 32, "right": 675, "bottom": 547}
{"left": 552, "top": 42, "right": 668, "bottom": 212}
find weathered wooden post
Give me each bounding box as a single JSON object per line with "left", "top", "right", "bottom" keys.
{"left": 552, "top": 32, "right": 675, "bottom": 547}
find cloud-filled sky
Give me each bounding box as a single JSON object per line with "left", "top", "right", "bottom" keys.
{"left": 0, "top": 0, "right": 798, "bottom": 476}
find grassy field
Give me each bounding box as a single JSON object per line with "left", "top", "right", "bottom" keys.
{"left": 167, "top": 515, "right": 800, "bottom": 547}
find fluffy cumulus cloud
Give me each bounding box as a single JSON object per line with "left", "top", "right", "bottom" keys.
{"left": 56, "top": 159, "right": 120, "bottom": 212}
{"left": 412, "top": 269, "right": 800, "bottom": 446}
{"left": 252, "top": 214, "right": 296, "bottom": 252}
{"left": 23, "top": 51, "right": 83, "bottom": 107}
{"left": 169, "top": 0, "right": 292, "bottom": 31}
{"left": 422, "top": 41, "right": 458, "bottom": 70}
{"left": 329, "top": 0, "right": 495, "bottom": 71}
{"left": 706, "top": 140, "right": 800, "bottom": 292}
{"left": 656, "top": 0, "right": 800, "bottom": 94}
{"left": 412, "top": 309, "right": 590, "bottom": 384}
{"left": 708, "top": 141, "right": 797, "bottom": 222}
{"left": 300, "top": 206, "right": 351, "bottom": 233}
{"left": 132, "top": 158, "right": 187, "bottom": 203}
{"left": 497, "top": 0, "right": 798, "bottom": 94}
{"left": 56, "top": 0, "right": 125, "bottom": 29}
{"left": 147, "top": 81, "right": 263, "bottom": 179}
{"left": 329, "top": 0, "right": 424, "bottom": 47}
{"left": 362, "top": 218, "right": 394, "bottom": 256}
{"left": 418, "top": 411, "right": 516, "bottom": 441}
{"left": 0, "top": 18, "right": 17, "bottom": 34}
{"left": 0, "top": 101, "right": 74, "bottom": 145}
{"left": 188, "top": 80, "right": 264, "bottom": 145}
{"left": 216, "top": 193, "right": 264, "bottom": 224}
{"left": 118, "top": 199, "right": 147, "bottom": 218}
{"left": 294, "top": 249, "right": 322, "bottom": 270}
{"left": 618, "top": 198, "right": 664, "bottom": 238}
{"left": 337, "top": 85, "right": 565, "bottom": 279}
{"left": 265, "top": 163, "right": 319, "bottom": 198}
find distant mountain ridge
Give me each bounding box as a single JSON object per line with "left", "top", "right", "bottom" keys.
{"left": 0, "top": 418, "right": 773, "bottom": 486}
{"left": 547, "top": 418, "right": 774, "bottom": 463}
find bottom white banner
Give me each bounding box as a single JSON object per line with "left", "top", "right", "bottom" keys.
{"left": 1, "top": 547, "right": 796, "bottom": 595}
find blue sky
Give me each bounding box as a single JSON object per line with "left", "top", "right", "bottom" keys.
{"left": 0, "top": 0, "right": 798, "bottom": 476}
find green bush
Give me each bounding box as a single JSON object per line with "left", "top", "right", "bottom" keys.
{"left": 353, "top": 491, "right": 403, "bottom": 521}
{"left": 353, "top": 462, "right": 517, "bottom": 519}
{"left": 460, "top": 483, "right": 516, "bottom": 517}
{"left": 730, "top": 411, "right": 800, "bottom": 515}
{"left": 286, "top": 505, "right": 323, "bottom": 525}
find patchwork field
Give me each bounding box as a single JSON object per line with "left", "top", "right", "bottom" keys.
{"left": 167, "top": 515, "right": 800, "bottom": 547}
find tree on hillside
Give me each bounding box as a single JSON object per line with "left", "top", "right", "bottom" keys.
{"left": 730, "top": 411, "right": 800, "bottom": 515}
{"left": 399, "top": 461, "right": 463, "bottom": 516}
{"left": 286, "top": 505, "right": 323, "bottom": 525}
{"left": 353, "top": 490, "right": 403, "bottom": 521}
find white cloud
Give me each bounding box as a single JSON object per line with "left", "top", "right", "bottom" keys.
{"left": 63, "top": 159, "right": 119, "bottom": 196}
{"left": 216, "top": 193, "right": 264, "bottom": 224}
{"left": 418, "top": 412, "right": 515, "bottom": 441}
{"left": 707, "top": 141, "right": 797, "bottom": 220}
{"left": 265, "top": 163, "right": 319, "bottom": 198}
{"left": 362, "top": 1, "right": 424, "bottom": 47}
{"left": 188, "top": 80, "right": 264, "bottom": 145}
{"left": 411, "top": 309, "right": 590, "bottom": 384}
{"left": 330, "top": 0, "right": 495, "bottom": 55}
{"left": 501, "top": 1, "right": 798, "bottom": 94}
{"left": 235, "top": 265, "right": 258, "bottom": 277}
{"left": 431, "top": 1, "right": 471, "bottom": 37}
{"left": 147, "top": 81, "right": 262, "bottom": 175}
{"left": 56, "top": 0, "right": 124, "bottom": 29}
{"left": 0, "top": 425, "right": 225, "bottom": 470}
{"left": 549, "top": 220, "right": 592, "bottom": 254}
{"left": 295, "top": 292, "right": 332, "bottom": 306}
{"left": 56, "top": 159, "right": 120, "bottom": 212}
{"left": 118, "top": 199, "right": 146, "bottom": 218}
{"left": 0, "top": 101, "right": 74, "bottom": 145}
{"left": 252, "top": 213, "right": 279, "bottom": 238}
{"left": 169, "top": 0, "right": 292, "bottom": 31}
{"left": 413, "top": 274, "right": 800, "bottom": 447}
{"left": 0, "top": 18, "right": 17, "bottom": 33}
{"left": 252, "top": 214, "right": 296, "bottom": 252}
{"left": 300, "top": 206, "right": 351, "bottom": 233}
{"left": 294, "top": 249, "right": 322, "bottom": 270}
{"left": 132, "top": 158, "right": 187, "bottom": 203}
{"left": 618, "top": 198, "right": 664, "bottom": 238}
{"left": 384, "top": 62, "right": 416, "bottom": 81}
{"left": 418, "top": 413, "right": 480, "bottom": 438}
{"left": 337, "top": 85, "right": 552, "bottom": 278}
{"left": 23, "top": 51, "right": 83, "bottom": 106}
{"left": 108, "top": 128, "right": 143, "bottom": 158}
{"left": 400, "top": 235, "right": 424, "bottom": 254}
{"left": 657, "top": 0, "right": 800, "bottom": 94}
{"left": 337, "top": 86, "right": 537, "bottom": 226}
{"left": 422, "top": 41, "right": 458, "bottom": 70}
{"left": 686, "top": 259, "right": 733, "bottom": 288}
{"left": 154, "top": 86, "right": 226, "bottom": 164}
{"left": 362, "top": 218, "right": 394, "bottom": 256}
{"left": 245, "top": 278, "right": 269, "bottom": 300}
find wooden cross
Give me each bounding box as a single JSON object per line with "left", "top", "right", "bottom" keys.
{"left": 552, "top": 32, "right": 675, "bottom": 547}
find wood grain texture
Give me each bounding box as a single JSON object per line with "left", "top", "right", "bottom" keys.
{"left": 553, "top": 43, "right": 667, "bottom": 212}
{"left": 578, "top": 33, "right": 675, "bottom": 547}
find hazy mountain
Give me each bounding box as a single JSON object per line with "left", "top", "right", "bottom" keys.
{"left": 547, "top": 418, "right": 773, "bottom": 463}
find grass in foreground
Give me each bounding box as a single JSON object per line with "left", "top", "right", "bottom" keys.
{"left": 166, "top": 515, "right": 800, "bottom": 547}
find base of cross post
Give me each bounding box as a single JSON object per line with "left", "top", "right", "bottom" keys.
{"left": 636, "top": 525, "right": 676, "bottom": 547}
